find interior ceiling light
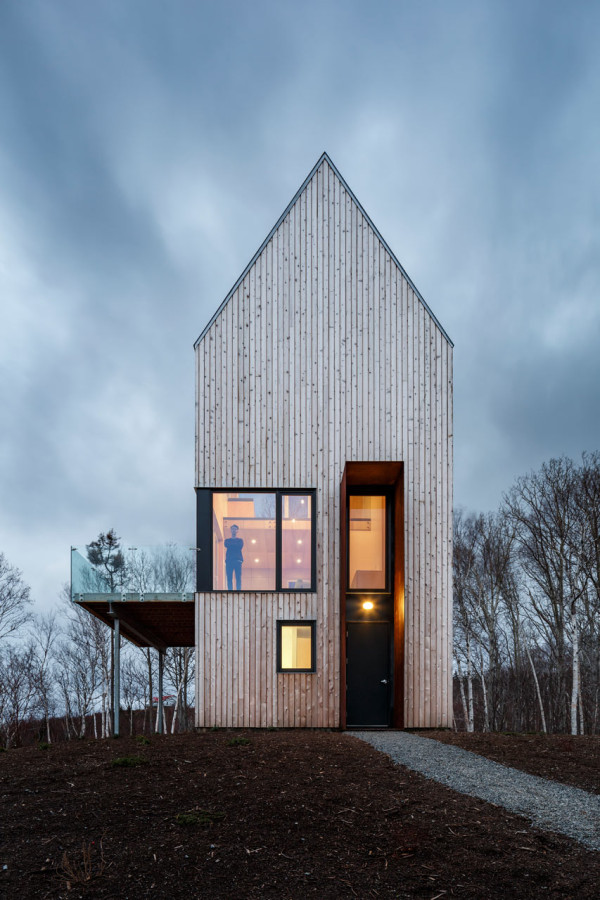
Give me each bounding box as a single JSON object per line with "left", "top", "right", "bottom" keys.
{"left": 251, "top": 539, "right": 257, "bottom": 544}
{"left": 254, "top": 558, "right": 260, "bottom": 563}
{"left": 362, "top": 601, "right": 374, "bottom": 610}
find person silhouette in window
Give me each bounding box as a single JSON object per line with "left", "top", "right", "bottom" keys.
{"left": 224, "top": 523, "right": 244, "bottom": 590}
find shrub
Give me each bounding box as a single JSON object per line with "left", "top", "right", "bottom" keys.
{"left": 110, "top": 755, "right": 147, "bottom": 768}
{"left": 227, "top": 736, "right": 250, "bottom": 747}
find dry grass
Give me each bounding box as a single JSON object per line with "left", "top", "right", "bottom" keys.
{"left": 57, "top": 837, "right": 107, "bottom": 888}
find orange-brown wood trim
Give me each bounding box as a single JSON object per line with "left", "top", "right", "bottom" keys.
{"left": 340, "top": 461, "right": 404, "bottom": 730}
{"left": 344, "top": 460, "right": 402, "bottom": 486}
{"left": 393, "top": 465, "right": 405, "bottom": 728}
{"left": 339, "top": 466, "right": 348, "bottom": 729}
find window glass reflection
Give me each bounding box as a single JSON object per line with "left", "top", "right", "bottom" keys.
{"left": 348, "top": 495, "right": 386, "bottom": 590}
{"left": 282, "top": 494, "right": 312, "bottom": 589}
{"left": 213, "top": 493, "right": 276, "bottom": 590}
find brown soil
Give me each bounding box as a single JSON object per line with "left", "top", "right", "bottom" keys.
{"left": 424, "top": 731, "right": 600, "bottom": 794}
{"left": 1, "top": 731, "right": 598, "bottom": 899}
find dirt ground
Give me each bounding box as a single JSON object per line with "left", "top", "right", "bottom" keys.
{"left": 423, "top": 731, "right": 600, "bottom": 795}
{"left": 1, "top": 730, "right": 599, "bottom": 899}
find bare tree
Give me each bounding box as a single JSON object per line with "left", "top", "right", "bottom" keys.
{"left": 31, "top": 613, "right": 60, "bottom": 743}
{"left": 151, "top": 544, "right": 195, "bottom": 594}
{"left": 0, "top": 644, "right": 38, "bottom": 747}
{"left": 453, "top": 510, "right": 519, "bottom": 731}
{"left": 126, "top": 544, "right": 195, "bottom": 732}
{"left": 57, "top": 589, "right": 109, "bottom": 738}
{"left": 164, "top": 647, "right": 195, "bottom": 732}
{"left": 453, "top": 510, "right": 477, "bottom": 731}
{"left": 0, "top": 552, "right": 33, "bottom": 642}
{"left": 505, "top": 457, "right": 586, "bottom": 734}
{"left": 121, "top": 650, "right": 149, "bottom": 735}
{"left": 572, "top": 452, "right": 600, "bottom": 732}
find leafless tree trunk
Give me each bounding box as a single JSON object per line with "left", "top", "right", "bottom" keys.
{"left": 570, "top": 600, "right": 580, "bottom": 735}
{"left": 525, "top": 643, "right": 547, "bottom": 733}
{"left": 478, "top": 649, "right": 490, "bottom": 732}
{"left": 31, "top": 613, "right": 59, "bottom": 743}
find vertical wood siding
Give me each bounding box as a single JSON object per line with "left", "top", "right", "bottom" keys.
{"left": 195, "top": 158, "right": 453, "bottom": 728}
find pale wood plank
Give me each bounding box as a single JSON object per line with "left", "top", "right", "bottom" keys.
{"left": 194, "top": 156, "right": 453, "bottom": 730}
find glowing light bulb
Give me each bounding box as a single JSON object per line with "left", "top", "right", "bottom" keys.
{"left": 254, "top": 558, "right": 260, "bottom": 563}
{"left": 251, "top": 539, "right": 257, "bottom": 544}
{"left": 296, "top": 558, "right": 302, "bottom": 564}
{"left": 297, "top": 540, "right": 303, "bottom": 545}
{"left": 362, "top": 601, "right": 374, "bottom": 611}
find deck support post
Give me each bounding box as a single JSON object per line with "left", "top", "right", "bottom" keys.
{"left": 113, "top": 616, "right": 120, "bottom": 737}
{"left": 157, "top": 650, "right": 164, "bottom": 735}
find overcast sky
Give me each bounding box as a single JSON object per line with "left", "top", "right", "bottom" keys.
{"left": 1, "top": 0, "right": 599, "bottom": 613}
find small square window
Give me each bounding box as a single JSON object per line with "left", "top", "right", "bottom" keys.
{"left": 277, "top": 621, "right": 316, "bottom": 673}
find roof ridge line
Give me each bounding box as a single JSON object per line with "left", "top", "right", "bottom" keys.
{"left": 194, "top": 153, "right": 453, "bottom": 348}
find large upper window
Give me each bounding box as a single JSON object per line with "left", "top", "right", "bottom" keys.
{"left": 209, "top": 490, "right": 315, "bottom": 592}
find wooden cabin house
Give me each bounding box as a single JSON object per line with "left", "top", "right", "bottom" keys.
{"left": 194, "top": 153, "right": 453, "bottom": 729}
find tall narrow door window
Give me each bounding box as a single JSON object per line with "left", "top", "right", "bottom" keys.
{"left": 348, "top": 495, "right": 387, "bottom": 590}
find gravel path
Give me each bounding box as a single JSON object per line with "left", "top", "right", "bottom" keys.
{"left": 350, "top": 731, "right": 600, "bottom": 851}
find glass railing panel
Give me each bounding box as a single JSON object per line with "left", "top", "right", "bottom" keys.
{"left": 71, "top": 545, "right": 196, "bottom": 598}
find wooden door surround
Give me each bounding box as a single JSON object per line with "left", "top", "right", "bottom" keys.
{"left": 340, "top": 461, "right": 405, "bottom": 729}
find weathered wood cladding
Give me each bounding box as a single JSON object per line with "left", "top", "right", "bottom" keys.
{"left": 195, "top": 156, "right": 453, "bottom": 728}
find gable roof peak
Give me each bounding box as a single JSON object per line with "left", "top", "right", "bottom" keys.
{"left": 194, "top": 153, "right": 452, "bottom": 348}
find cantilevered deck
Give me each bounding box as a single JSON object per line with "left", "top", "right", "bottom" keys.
{"left": 71, "top": 545, "right": 195, "bottom": 649}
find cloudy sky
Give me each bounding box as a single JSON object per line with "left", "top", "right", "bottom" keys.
{"left": 1, "top": 0, "right": 599, "bottom": 613}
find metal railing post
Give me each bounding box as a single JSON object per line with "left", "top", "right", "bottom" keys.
{"left": 158, "top": 650, "right": 164, "bottom": 735}
{"left": 113, "top": 617, "right": 120, "bottom": 737}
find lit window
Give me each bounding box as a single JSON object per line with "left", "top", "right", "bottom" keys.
{"left": 277, "top": 621, "right": 316, "bottom": 672}
{"left": 206, "top": 490, "right": 315, "bottom": 591}
{"left": 212, "top": 493, "right": 276, "bottom": 591}
{"left": 348, "top": 495, "right": 387, "bottom": 590}
{"left": 282, "top": 494, "right": 312, "bottom": 589}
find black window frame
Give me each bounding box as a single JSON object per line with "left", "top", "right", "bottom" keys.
{"left": 276, "top": 619, "right": 317, "bottom": 673}
{"left": 195, "top": 487, "right": 317, "bottom": 593}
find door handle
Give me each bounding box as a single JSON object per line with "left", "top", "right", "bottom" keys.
{"left": 380, "top": 679, "right": 388, "bottom": 684}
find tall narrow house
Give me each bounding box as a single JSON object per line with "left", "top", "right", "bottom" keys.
{"left": 194, "top": 153, "right": 453, "bottom": 729}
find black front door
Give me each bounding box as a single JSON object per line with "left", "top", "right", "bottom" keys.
{"left": 346, "top": 621, "right": 392, "bottom": 727}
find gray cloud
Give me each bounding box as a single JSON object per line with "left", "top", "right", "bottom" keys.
{"left": 1, "top": 0, "right": 599, "bottom": 608}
